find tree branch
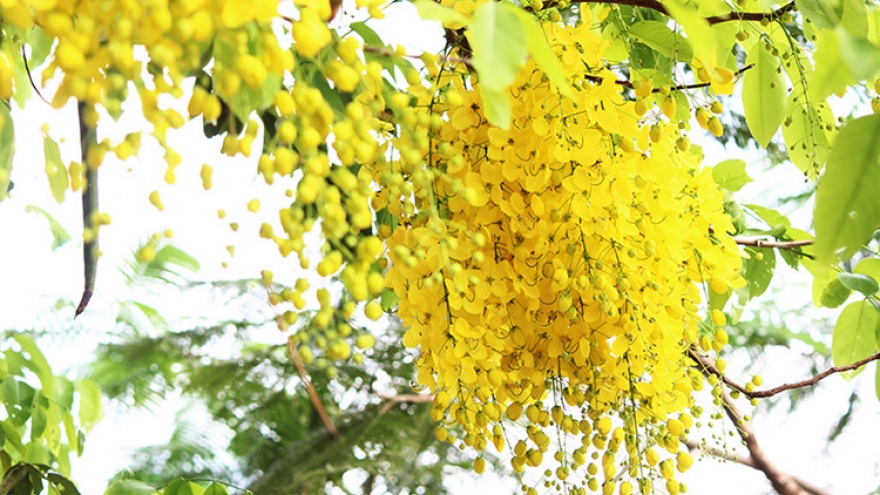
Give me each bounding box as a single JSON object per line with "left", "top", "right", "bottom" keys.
{"left": 263, "top": 284, "right": 340, "bottom": 440}
{"left": 689, "top": 348, "right": 880, "bottom": 399}
{"left": 377, "top": 392, "right": 434, "bottom": 415}
{"left": 733, "top": 238, "right": 813, "bottom": 250}
{"left": 684, "top": 439, "right": 833, "bottom": 495}
{"left": 565, "top": 0, "right": 796, "bottom": 26}
{"left": 719, "top": 385, "right": 810, "bottom": 495}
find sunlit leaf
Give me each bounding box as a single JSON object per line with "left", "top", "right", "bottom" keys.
{"left": 104, "top": 480, "right": 157, "bottom": 495}
{"left": 413, "top": 0, "right": 468, "bottom": 26}
{"left": 510, "top": 6, "right": 572, "bottom": 97}
{"left": 796, "top": 0, "right": 843, "bottom": 29}
{"left": 712, "top": 159, "right": 751, "bottom": 192}
{"left": 479, "top": 85, "right": 512, "bottom": 129}
{"left": 838, "top": 272, "right": 879, "bottom": 296}
{"left": 467, "top": 2, "right": 527, "bottom": 92}
{"left": 814, "top": 114, "right": 880, "bottom": 264}
{"left": 812, "top": 28, "right": 880, "bottom": 101}
{"left": 25, "top": 205, "right": 71, "bottom": 251}
{"left": 854, "top": 257, "right": 880, "bottom": 281}
{"left": 820, "top": 278, "right": 853, "bottom": 308}
{"left": 663, "top": 0, "right": 716, "bottom": 66}
{"left": 743, "top": 42, "right": 785, "bottom": 148}
{"left": 742, "top": 247, "right": 776, "bottom": 299}
{"left": 832, "top": 299, "right": 879, "bottom": 379}
{"left": 0, "top": 101, "right": 15, "bottom": 201}
{"left": 628, "top": 21, "right": 693, "bottom": 61}
{"left": 75, "top": 379, "right": 103, "bottom": 430}
{"left": 43, "top": 133, "right": 68, "bottom": 204}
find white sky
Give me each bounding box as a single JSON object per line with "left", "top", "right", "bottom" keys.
{"left": 0, "top": 3, "right": 879, "bottom": 495}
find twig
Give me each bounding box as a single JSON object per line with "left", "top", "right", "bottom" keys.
{"left": 363, "top": 45, "right": 473, "bottom": 70}
{"left": 565, "top": 0, "right": 796, "bottom": 25}
{"left": 684, "top": 439, "right": 833, "bottom": 495}
{"left": 733, "top": 238, "right": 813, "bottom": 249}
{"left": 377, "top": 392, "right": 434, "bottom": 415}
{"left": 285, "top": 337, "right": 340, "bottom": 439}
{"left": 584, "top": 63, "right": 754, "bottom": 92}
{"left": 689, "top": 348, "right": 880, "bottom": 399}
{"left": 262, "top": 284, "right": 339, "bottom": 440}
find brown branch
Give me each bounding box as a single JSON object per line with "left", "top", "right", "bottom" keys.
{"left": 719, "top": 386, "right": 810, "bottom": 495}
{"left": 689, "top": 348, "right": 880, "bottom": 399}
{"left": 565, "top": 0, "right": 795, "bottom": 25}
{"left": 684, "top": 439, "right": 833, "bottom": 495}
{"left": 262, "top": 283, "right": 339, "bottom": 440}
{"left": 363, "top": 45, "right": 473, "bottom": 70}
{"left": 704, "top": 1, "right": 796, "bottom": 25}
{"left": 286, "top": 336, "right": 340, "bottom": 439}
{"left": 582, "top": 63, "right": 753, "bottom": 92}
{"left": 377, "top": 392, "right": 434, "bottom": 415}
{"left": 733, "top": 237, "right": 813, "bottom": 249}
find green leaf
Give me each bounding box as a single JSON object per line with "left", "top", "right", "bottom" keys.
{"left": 467, "top": 2, "right": 527, "bottom": 92}
{"left": 662, "top": 0, "right": 716, "bottom": 66}
{"left": 782, "top": 91, "right": 834, "bottom": 179}
{"left": 203, "top": 484, "right": 228, "bottom": 495}
{"left": 743, "top": 204, "right": 791, "bottom": 229}
{"left": 832, "top": 299, "right": 879, "bottom": 378}
{"left": 854, "top": 257, "right": 880, "bottom": 281}
{"left": 812, "top": 28, "right": 880, "bottom": 101}
{"left": 510, "top": 7, "right": 572, "bottom": 98}
{"left": 24, "top": 205, "right": 71, "bottom": 251}
{"left": 742, "top": 247, "right": 776, "bottom": 299}
{"left": 12, "top": 52, "right": 33, "bottom": 109}
{"left": 349, "top": 21, "right": 384, "bottom": 47}
{"left": 75, "top": 379, "right": 103, "bottom": 430}
{"left": 27, "top": 26, "right": 54, "bottom": 68}
{"left": 712, "top": 159, "right": 752, "bottom": 192}
{"left": 63, "top": 411, "right": 78, "bottom": 455}
{"left": 820, "top": 278, "right": 853, "bottom": 308}
{"left": 841, "top": 0, "right": 867, "bottom": 36}
{"left": 229, "top": 72, "right": 282, "bottom": 123}
{"left": 814, "top": 114, "right": 880, "bottom": 264}
{"left": 0, "top": 101, "right": 14, "bottom": 201}
{"left": 380, "top": 287, "right": 400, "bottom": 312}
{"left": 46, "top": 473, "right": 80, "bottom": 495}
{"left": 104, "top": 480, "right": 157, "bottom": 495}
{"left": 796, "top": 0, "right": 843, "bottom": 29}
{"left": 4, "top": 378, "right": 35, "bottom": 425}
{"left": 43, "top": 133, "right": 68, "bottom": 204}
{"left": 479, "top": 85, "right": 512, "bottom": 129}
{"left": 838, "top": 272, "right": 880, "bottom": 295}
{"left": 412, "top": 0, "right": 467, "bottom": 25}
{"left": 163, "top": 479, "right": 204, "bottom": 495}
{"left": 153, "top": 244, "right": 200, "bottom": 274}
{"left": 743, "top": 42, "right": 785, "bottom": 148}
{"left": 31, "top": 402, "right": 47, "bottom": 440}
{"left": 628, "top": 21, "right": 693, "bottom": 62}
{"left": 13, "top": 334, "right": 54, "bottom": 396}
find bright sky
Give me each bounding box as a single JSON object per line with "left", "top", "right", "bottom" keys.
{"left": 1, "top": 3, "right": 879, "bottom": 495}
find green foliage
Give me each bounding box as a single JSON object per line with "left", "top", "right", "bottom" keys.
{"left": 815, "top": 114, "right": 880, "bottom": 264}
{"left": 24, "top": 205, "right": 70, "bottom": 251}
{"left": 0, "top": 101, "right": 13, "bottom": 202}
{"left": 831, "top": 299, "right": 878, "bottom": 379}
{"left": 712, "top": 159, "right": 752, "bottom": 192}
{"left": 743, "top": 42, "right": 786, "bottom": 148}
{"left": 42, "top": 134, "right": 67, "bottom": 205}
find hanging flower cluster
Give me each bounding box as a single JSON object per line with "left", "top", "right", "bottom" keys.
{"left": 375, "top": 18, "right": 743, "bottom": 493}
{"left": 1, "top": 0, "right": 748, "bottom": 491}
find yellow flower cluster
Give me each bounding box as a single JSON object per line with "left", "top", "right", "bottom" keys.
{"left": 375, "top": 20, "right": 743, "bottom": 491}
